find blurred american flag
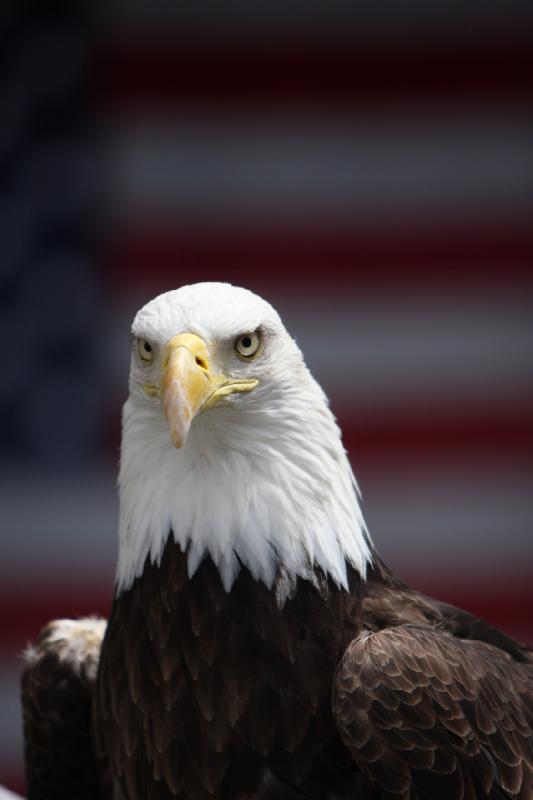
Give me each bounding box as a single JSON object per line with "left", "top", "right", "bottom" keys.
{"left": 1, "top": 1, "right": 532, "bottom": 793}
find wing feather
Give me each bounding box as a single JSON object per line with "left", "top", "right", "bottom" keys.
{"left": 333, "top": 624, "right": 533, "bottom": 800}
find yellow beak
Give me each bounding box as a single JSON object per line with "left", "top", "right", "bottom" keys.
{"left": 159, "top": 333, "right": 258, "bottom": 448}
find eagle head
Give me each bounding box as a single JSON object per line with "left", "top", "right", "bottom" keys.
{"left": 117, "top": 282, "right": 371, "bottom": 602}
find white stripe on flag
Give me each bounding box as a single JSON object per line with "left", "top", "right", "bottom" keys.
{"left": 105, "top": 113, "right": 533, "bottom": 224}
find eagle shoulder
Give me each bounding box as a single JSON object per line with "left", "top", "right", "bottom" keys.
{"left": 21, "top": 617, "right": 109, "bottom": 800}
{"left": 333, "top": 624, "right": 533, "bottom": 800}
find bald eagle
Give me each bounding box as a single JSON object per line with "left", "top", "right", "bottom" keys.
{"left": 22, "top": 283, "right": 533, "bottom": 800}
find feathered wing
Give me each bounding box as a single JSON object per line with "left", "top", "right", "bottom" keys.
{"left": 21, "top": 617, "right": 110, "bottom": 800}
{"left": 333, "top": 624, "right": 533, "bottom": 800}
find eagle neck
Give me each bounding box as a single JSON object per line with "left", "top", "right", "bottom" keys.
{"left": 116, "top": 377, "right": 372, "bottom": 601}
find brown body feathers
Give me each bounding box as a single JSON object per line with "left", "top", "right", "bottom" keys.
{"left": 22, "top": 539, "right": 533, "bottom": 799}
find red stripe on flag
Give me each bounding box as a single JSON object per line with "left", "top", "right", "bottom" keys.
{"left": 104, "top": 222, "right": 533, "bottom": 293}
{"left": 96, "top": 36, "right": 533, "bottom": 110}
{"left": 3, "top": 582, "right": 113, "bottom": 655}
{"left": 397, "top": 574, "right": 533, "bottom": 644}
{"left": 337, "top": 402, "right": 533, "bottom": 466}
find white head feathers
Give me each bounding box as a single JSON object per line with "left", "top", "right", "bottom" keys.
{"left": 117, "top": 282, "right": 372, "bottom": 603}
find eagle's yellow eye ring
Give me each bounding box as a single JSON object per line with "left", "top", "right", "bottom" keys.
{"left": 235, "top": 331, "right": 262, "bottom": 360}
{"left": 137, "top": 338, "right": 154, "bottom": 363}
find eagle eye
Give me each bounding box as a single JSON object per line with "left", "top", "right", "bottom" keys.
{"left": 235, "top": 331, "right": 261, "bottom": 360}
{"left": 137, "top": 338, "right": 154, "bottom": 363}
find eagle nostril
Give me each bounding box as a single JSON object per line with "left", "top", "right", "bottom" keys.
{"left": 195, "top": 356, "right": 208, "bottom": 370}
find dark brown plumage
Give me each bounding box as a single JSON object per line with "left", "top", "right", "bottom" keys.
{"left": 335, "top": 625, "right": 533, "bottom": 800}
{"left": 21, "top": 621, "right": 108, "bottom": 800}
{"left": 22, "top": 537, "right": 532, "bottom": 799}
{"left": 94, "top": 537, "right": 369, "bottom": 800}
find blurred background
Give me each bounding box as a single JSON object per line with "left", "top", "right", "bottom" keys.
{"left": 1, "top": 0, "right": 532, "bottom": 792}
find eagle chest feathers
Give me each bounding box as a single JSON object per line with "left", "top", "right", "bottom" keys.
{"left": 95, "top": 539, "right": 365, "bottom": 800}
